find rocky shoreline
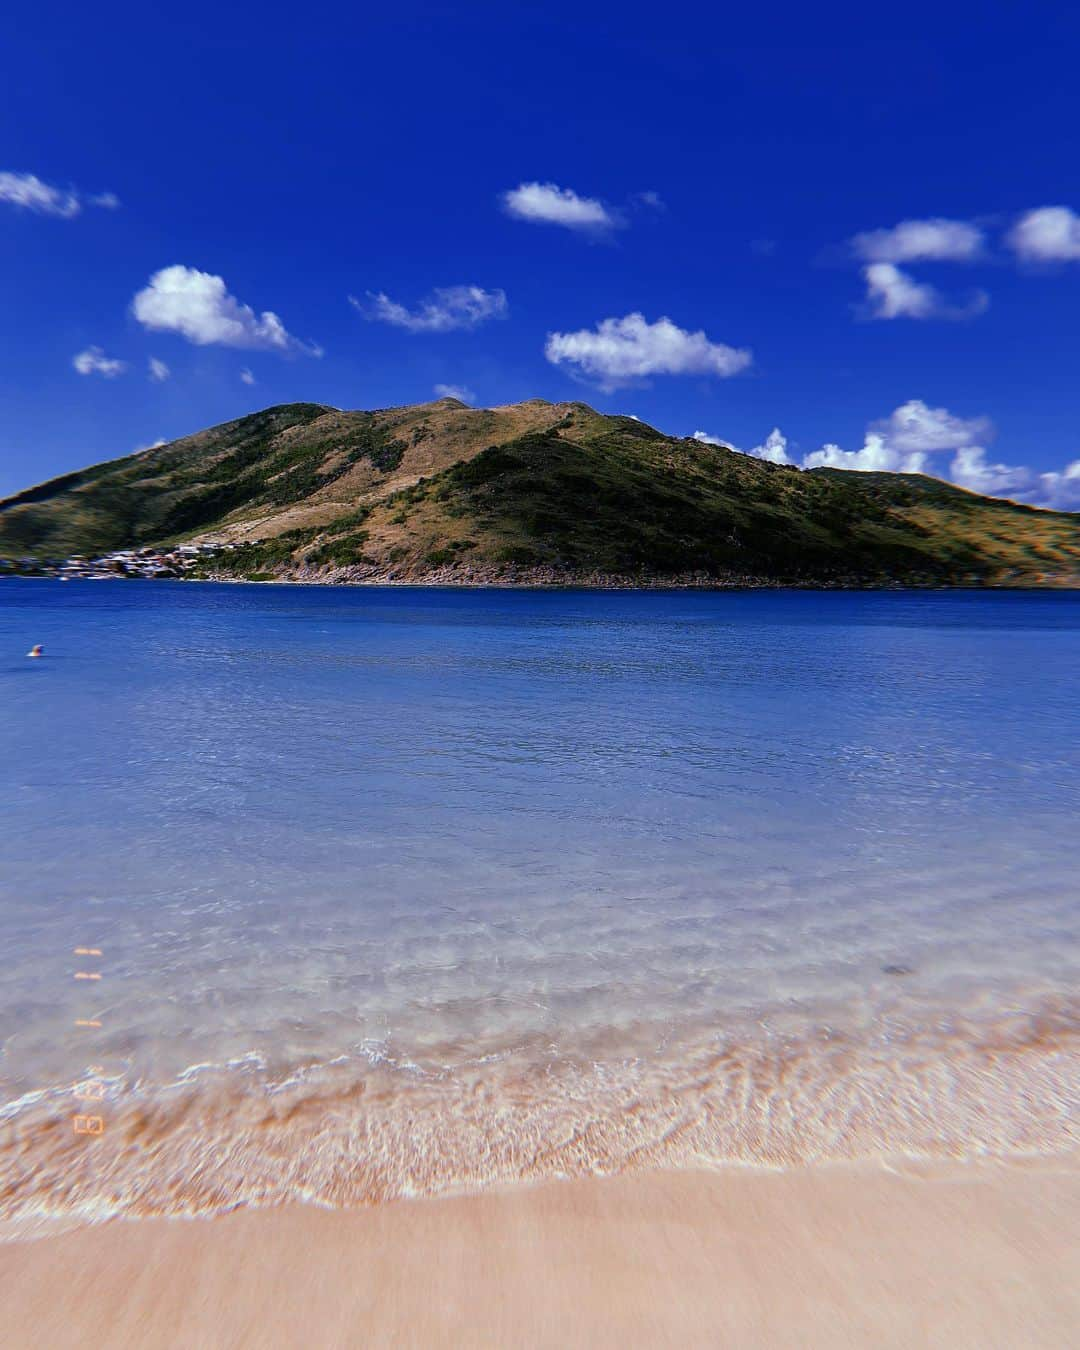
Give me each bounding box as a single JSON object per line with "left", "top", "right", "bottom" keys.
{"left": 196, "top": 559, "right": 980, "bottom": 590}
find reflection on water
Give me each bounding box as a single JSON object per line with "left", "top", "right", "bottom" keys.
{"left": 0, "top": 583, "right": 1078, "bottom": 1222}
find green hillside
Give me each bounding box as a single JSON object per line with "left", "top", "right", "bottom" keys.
{"left": 2, "top": 398, "right": 1078, "bottom": 586}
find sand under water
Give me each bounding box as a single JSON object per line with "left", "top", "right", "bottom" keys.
{"left": 1, "top": 986, "right": 1078, "bottom": 1226}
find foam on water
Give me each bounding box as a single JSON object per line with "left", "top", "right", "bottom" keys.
{"left": 0, "top": 583, "right": 1077, "bottom": 1225}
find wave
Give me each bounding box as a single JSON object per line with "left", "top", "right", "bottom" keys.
{"left": 2, "top": 992, "right": 1078, "bottom": 1231}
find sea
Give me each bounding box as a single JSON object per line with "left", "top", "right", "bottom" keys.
{"left": 0, "top": 581, "right": 1077, "bottom": 1227}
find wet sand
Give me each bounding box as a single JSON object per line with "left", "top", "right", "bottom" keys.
{"left": 2, "top": 1159, "right": 1077, "bottom": 1348}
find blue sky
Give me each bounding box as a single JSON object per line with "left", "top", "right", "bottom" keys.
{"left": 2, "top": 0, "right": 1079, "bottom": 508}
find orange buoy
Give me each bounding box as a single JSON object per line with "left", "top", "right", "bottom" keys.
{"left": 27, "top": 644, "right": 43, "bottom": 658}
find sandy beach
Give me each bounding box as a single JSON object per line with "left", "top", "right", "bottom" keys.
{"left": 2, "top": 1159, "right": 1077, "bottom": 1349}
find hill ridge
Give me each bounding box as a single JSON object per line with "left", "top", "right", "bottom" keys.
{"left": 1, "top": 399, "right": 1077, "bottom": 588}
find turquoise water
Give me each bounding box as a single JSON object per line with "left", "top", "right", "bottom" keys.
{"left": 1, "top": 581, "right": 1078, "bottom": 1221}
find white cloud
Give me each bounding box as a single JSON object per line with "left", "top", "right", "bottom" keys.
{"left": 433, "top": 383, "right": 476, "bottom": 404}
{"left": 1, "top": 172, "right": 80, "bottom": 217}
{"left": 863, "top": 264, "right": 939, "bottom": 319}
{"left": 851, "top": 218, "right": 984, "bottom": 263}
{"left": 240, "top": 368, "right": 256, "bottom": 385}
{"left": 694, "top": 427, "right": 792, "bottom": 464}
{"left": 1034, "top": 460, "right": 1080, "bottom": 510}
{"left": 867, "top": 399, "right": 991, "bottom": 455}
{"left": 148, "top": 357, "right": 170, "bottom": 382}
{"left": 355, "top": 285, "right": 507, "bottom": 333}
{"left": 134, "top": 438, "right": 166, "bottom": 452}
{"left": 698, "top": 400, "right": 1080, "bottom": 511}
{"left": 862, "top": 263, "right": 988, "bottom": 320}
{"left": 748, "top": 428, "right": 794, "bottom": 464}
{"left": 545, "top": 312, "right": 752, "bottom": 389}
{"left": 947, "top": 446, "right": 1033, "bottom": 497}
{"left": 1007, "top": 206, "right": 1080, "bottom": 262}
{"left": 848, "top": 219, "right": 989, "bottom": 322}
{"left": 798, "top": 400, "right": 1077, "bottom": 509}
{"left": 803, "top": 433, "right": 923, "bottom": 473}
{"left": 73, "top": 346, "right": 126, "bottom": 378}
{"left": 501, "top": 181, "right": 617, "bottom": 232}
{"left": 802, "top": 399, "right": 992, "bottom": 476}
{"left": 133, "top": 265, "right": 317, "bottom": 353}
{"left": 0, "top": 171, "right": 118, "bottom": 219}
{"left": 955, "top": 453, "right": 1080, "bottom": 511}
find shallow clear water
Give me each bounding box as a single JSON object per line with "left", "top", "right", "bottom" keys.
{"left": 1, "top": 581, "right": 1078, "bottom": 1221}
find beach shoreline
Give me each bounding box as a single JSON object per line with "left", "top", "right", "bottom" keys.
{"left": 2, "top": 1158, "right": 1077, "bottom": 1348}
{"left": 4, "top": 998, "right": 1076, "bottom": 1227}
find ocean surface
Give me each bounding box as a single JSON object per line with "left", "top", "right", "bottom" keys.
{"left": 1, "top": 581, "right": 1077, "bottom": 1226}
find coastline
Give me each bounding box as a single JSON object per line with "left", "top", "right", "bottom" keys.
{"left": 5, "top": 993, "right": 1076, "bottom": 1227}
{"left": 8, "top": 570, "right": 1079, "bottom": 590}
{"left": 218, "top": 554, "right": 1078, "bottom": 589}
{"left": 3, "top": 1159, "right": 1077, "bottom": 1348}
